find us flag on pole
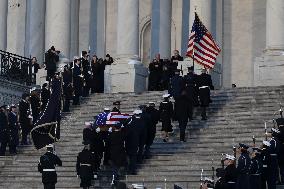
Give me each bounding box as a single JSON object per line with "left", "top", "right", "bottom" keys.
{"left": 186, "top": 12, "right": 221, "bottom": 69}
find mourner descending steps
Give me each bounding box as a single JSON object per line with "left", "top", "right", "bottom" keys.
{"left": 0, "top": 86, "right": 284, "bottom": 189}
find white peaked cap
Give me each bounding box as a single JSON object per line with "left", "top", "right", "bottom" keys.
{"left": 162, "top": 93, "right": 170, "bottom": 98}
{"left": 263, "top": 140, "right": 271, "bottom": 147}
{"left": 46, "top": 144, "right": 54, "bottom": 148}
{"left": 225, "top": 154, "right": 235, "bottom": 160}
{"left": 133, "top": 109, "right": 142, "bottom": 115}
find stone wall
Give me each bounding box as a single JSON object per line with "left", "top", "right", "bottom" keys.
{"left": 0, "top": 78, "right": 30, "bottom": 106}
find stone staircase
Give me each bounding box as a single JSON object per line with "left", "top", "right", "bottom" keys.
{"left": 0, "top": 86, "right": 284, "bottom": 189}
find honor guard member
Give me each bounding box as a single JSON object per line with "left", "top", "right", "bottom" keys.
{"left": 81, "top": 51, "right": 91, "bottom": 97}
{"left": 159, "top": 94, "right": 174, "bottom": 142}
{"left": 76, "top": 140, "right": 97, "bottom": 189}
{"left": 8, "top": 105, "right": 19, "bottom": 155}
{"left": 267, "top": 128, "right": 280, "bottom": 189}
{"left": 125, "top": 109, "right": 144, "bottom": 175}
{"left": 30, "top": 87, "right": 41, "bottom": 122}
{"left": 112, "top": 101, "right": 121, "bottom": 113}
{"left": 276, "top": 108, "right": 284, "bottom": 184}
{"left": 249, "top": 147, "right": 262, "bottom": 189}
{"left": 0, "top": 105, "right": 9, "bottom": 156}
{"left": 62, "top": 65, "right": 73, "bottom": 112}
{"left": 174, "top": 90, "right": 191, "bottom": 142}
{"left": 168, "top": 69, "right": 184, "bottom": 100}
{"left": 45, "top": 46, "right": 59, "bottom": 81}
{"left": 183, "top": 66, "right": 198, "bottom": 119}
{"left": 144, "top": 102, "right": 160, "bottom": 158}
{"left": 41, "top": 82, "right": 50, "bottom": 111}
{"left": 261, "top": 140, "right": 271, "bottom": 189}
{"left": 197, "top": 68, "right": 214, "bottom": 120}
{"left": 236, "top": 143, "right": 251, "bottom": 189}
{"left": 73, "top": 57, "right": 83, "bottom": 105}
{"left": 160, "top": 59, "right": 171, "bottom": 90}
{"left": 38, "top": 144, "right": 62, "bottom": 189}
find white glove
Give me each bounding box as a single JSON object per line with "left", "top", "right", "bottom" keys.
{"left": 108, "top": 127, "right": 112, "bottom": 133}
{"left": 77, "top": 175, "right": 79, "bottom": 178}
{"left": 96, "top": 127, "right": 100, "bottom": 133}
{"left": 121, "top": 124, "right": 124, "bottom": 128}
{"left": 94, "top": 174, "right": 98, "bottom": 179}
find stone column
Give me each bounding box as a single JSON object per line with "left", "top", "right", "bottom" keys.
{"left": 25, "top": 0, "right": 45, "bottom": 63}
{"left": 104, "top": 0, "right": 148, "bottom": 93}
{"left": 254, "top": 0, "right": 284, "bottom": 86}
{"left": 266, "top": 0, "right": 284, "bottom": 51}
{"left": 0, "top": 0, "right": 8, "bottom": 51}
{"left": 69, "top": 0, "right": 79, "bottom": 60}
{"left": 116, "top": 0, "right": 139, "bottom": 58}
{"left": 45, "top": 0, "right": 71, "bottom": 66}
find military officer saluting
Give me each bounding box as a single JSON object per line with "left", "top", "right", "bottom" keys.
{"left": 76, "top": 140, "right": 97, "bottom": 189}
{"left": 38, "top": 144, "right": 62, "bottom": 189}
{"left": 236, "top": 143, "right": 251, "bottom": 189}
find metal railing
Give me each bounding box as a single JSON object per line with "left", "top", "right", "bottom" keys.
{"left": 0, "top": 50, "right": 32, "bottom": 85}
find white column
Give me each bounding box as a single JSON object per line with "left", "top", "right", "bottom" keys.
{"left": 0, "top": 0, "right": 8, "bottom": 50}
{"left": 25, "top": 0, "right": 45, "bottom": 63}
{"left": 70, "top": 0, "right": 79, "bottom": 60}
{"left": 189, "top": 0, "right": 213, "bottom": 35}
{"left": 266, "top": 0, "right": 284, "bottom": 50}
{"left": 116, "top": 0, "right": 139, "bottom": 58}
{"left": 45, "top": 0, "right": 71, "bottom": 60}
{"left": 159, "top": 0, "right": 172, "bottom": 59}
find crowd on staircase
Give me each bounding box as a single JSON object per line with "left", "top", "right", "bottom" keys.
{"left": 201, "top": 110, "right": 284, "bottom": 189}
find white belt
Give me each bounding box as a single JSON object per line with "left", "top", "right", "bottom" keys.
{"left": 228, "top": 182, "right": 236, "bottom": 184}
{"left": 270, "top": 154, "right": 277, "bottom": 156}
{"left": 80, "top": 163, "right": 91, "bottom": 166}
{"left": 199, "top": 86, "right": 209, "bottom": 89}
{"left": 251, "top": 174, "right": 260, "bottom": 176}
{"left": 263, "top": 165, "right": 268, "bottom": 168}
{"left": 43, "top": 169, "right": 55, "bottom": 172}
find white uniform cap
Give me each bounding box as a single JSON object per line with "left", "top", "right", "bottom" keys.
{"left": 132, "top": 184, "right": 144, "bottom": 189}
{"left": 148, "top": 101, "right": 155, "bottom": 104}
{"left": 162, "top": 94, "right": 170, "bottom": 98}
{"left": 104, "top": 107, "right": 110, "bottom": 111}
{"left": 204, "top": 177, "right": 214, "bottom": 183}
{"left": 133, "top": 110, "right": 142, "bottom": 115}
{"left": 263, "top": 140, "right": 271, "bottom": 147}
{"left": 73, "top": 56, "right": 80, "bottom": 61}
{"left": 272, "top": 128, "right": 280, "bottom": 134}
{"left": 85, "top": 122, "right": 91, "bottom": 126}
{"left": 225, "top": 154, "right": 235, "bottom": 160}
{"left": 46, "top": 144, "right": 54, "bottom": 148}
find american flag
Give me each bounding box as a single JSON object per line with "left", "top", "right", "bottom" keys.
{"left": 96, "top": 112, "right": 130, "bottom": 126}
{"left": 186, "top": 13, "right": 221, "bottom": 69}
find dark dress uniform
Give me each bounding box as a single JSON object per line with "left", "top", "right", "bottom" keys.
{"left": 98, "top": 60, "right": 106, "bottom": 93}
{"left": 73, "top": 63, "right": 83, "bottom": 105}
{"left": 125, "top": 114, "right": 146, "bottom": 174}
{"left": 160, "top": 62, "right": 171, "bottom": 90}
{"left": 170, "top": 55, "right": 183, "bottom": 78}
{"left": 81, "top": 57, "right": 91, "bottom": 97}
{"left": 184, "top": 70, "right": 199, "bottom": 109}
{"left": 197, "top": 72, "right": 214, "bottom": 120}
{"left": 76, "top": 147, "right": 97, "bottom": 189}
{"left": 30, "top": 93, "right": 41, "bottom": 122}
{"left": 168, "top": 72, "right": 184, "bottom": 100}
{"left": 19, "top": 98, "right": 31, "bottom": 145}
{"left": 0, "top": 110, "right": 9, "bottom": 156}
{"left": 8, "top": 111, "right": 19, "bottom": 154}
{"left": 38, "top": 150, "right": 62, "bottom": 189}
{"left": 41, "top": 86, "right": 50, "bottom": 111}
{"left": 216, "top": 163, "right": 238, "bottom": 189}
{"left": 91, "top": 60, "right": 100, "bottom": 93}
{"left": 144, "top": 105, "right": 160, "bottom": 157}
{"left": 148, "top": 60, "right": 162, "bottom": 91}
{"left": 261, "top": 145, "right": 270, "bottom": 189}
{"left": 45, "top": 49, "right": 59, "bottom": 81}
{"left": 62, "top": 68, "right": 73, "bottom": 112}
{"left": 159, "top": 99, "right": 173, "bottom": 133}
{"left": 236, "top": 152, "right": 251, "bottom": 189}
{"left": 249, "top": 153, "right": 262, "bottom": 189}
{"left": 174, "top": 94, "right": 191, "bottom": 141}
{"left": 276, "top": 117, "right": 284, "bottom": 184}
{"left": 267, "top": 137, "right": 280, "bottom": 189}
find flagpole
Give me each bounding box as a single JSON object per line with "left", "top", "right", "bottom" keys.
{"left": 193, "top": 7, "right": 197, "bottom": 72}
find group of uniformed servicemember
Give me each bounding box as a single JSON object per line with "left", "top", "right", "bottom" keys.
{"left": 201, "top": 109, "right": 284, "bottom": 189}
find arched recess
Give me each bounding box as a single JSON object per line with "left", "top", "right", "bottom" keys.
{"left": 140, "top": 17, "right": 151, "bottom": 66}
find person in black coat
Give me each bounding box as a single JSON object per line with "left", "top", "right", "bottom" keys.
{"left": 159, "top": 94, "right": 173, "bottom": 142}
{"left": 144, "top": 102, "right": 160, "bottom": 158}
{"left": 81, "top": 51, "right": 91, "bottom": 97}
{"left": 184, "top": 66, "right": 199, "bottom": 114}
{"left": 73, "top": 57, "right": 83, "bottom": 105}
{"left": 90, "top": 55, "right": 100, "bottom": 93}
{"left": 0, "top": 105, "right": 9, "bottom": 156}
{"left": 160, "top": 60, "right": 171, "bottom": 90}
{"left": 45, "top": 46, "right": 59, "bottom": 81}
{"left": 249, "top": 147, "right": 263, "bottom": 189}
{"left": 236, "top": 143, "right": 251, "bottom": 189}
{"left": 30, "top": 88, "right": 41, "bottom": 123}
{"left": 148, "top": 57, "right": 163, "bottom": 91}
{"left": 170, "top": 50, "right": 183, "bottom": 77}
{"left": 62, "top": 65, "right": 73, "bottom": 112}
{"left": 174, "top": 90, "right": 191, "bottom": 142}
{"left": 98, "top": 58, "right": 105, "bottom": 93}
{"left": 103, "top": 54, "right": 114, "bottom": 65}
{"left": 19, "top": 93, "right": 32, "bottom": 145}
{"left": 261, "top": 140, "right": 271, "bottom": 189}
{"left": 8, "top": 105, "right": 19, "bottom": 155}
{"left": 76, "top": 141, "right": 97, "bottom": 189}
{"left": 168, "top": 70, "right": 184, "bottom": 101}
{"left": 30, "top": 57, "right": 41, "bottom": 84}
{"left": 38, "top": 144, "right": 62, "bottom": 189}
{"left": 197, "top": 68, "right": 214, "bottom": 120}
{"left": 41, "top": 82, "right": 50, "bottom": 111}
